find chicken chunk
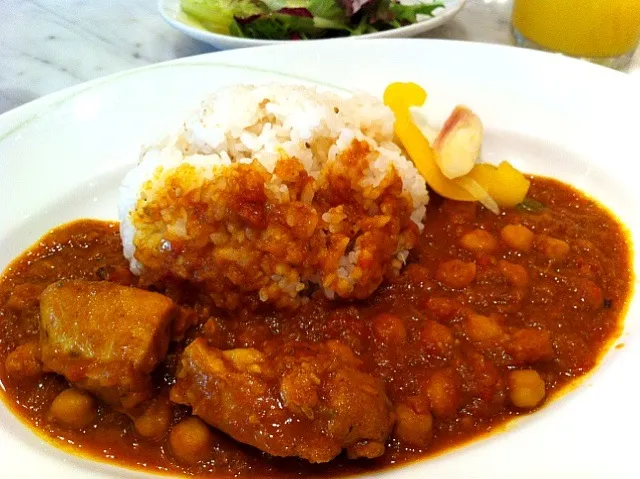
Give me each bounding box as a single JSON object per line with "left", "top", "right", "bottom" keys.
{"left": 40, "top": 281, "right": 177, "bottom": 410}
{"left": 170, "top": 339, "right": 394, "bottom": 463}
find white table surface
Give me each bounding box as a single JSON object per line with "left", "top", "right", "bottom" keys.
{"left": 1, "top": 0, "right": 639, "bottom": 114}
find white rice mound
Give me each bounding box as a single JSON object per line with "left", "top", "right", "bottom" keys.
{"left": 119, "top": 84, "right": 429, "bottom": 308}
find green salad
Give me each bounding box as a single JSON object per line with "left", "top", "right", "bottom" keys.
{"left": 180, "top": 0, "right": 445, "bottom": 40}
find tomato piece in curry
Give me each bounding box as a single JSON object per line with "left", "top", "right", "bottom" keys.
{"left": 0, "top": 176, "right": 633, "bottom": 477}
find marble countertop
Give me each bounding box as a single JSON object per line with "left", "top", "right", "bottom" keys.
{"left": 2, "top": 0, "right": 639, "bottom": 114}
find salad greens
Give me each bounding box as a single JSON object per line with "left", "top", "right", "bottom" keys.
{"left": 181, "top": 0, "right": 444, "bottom": 40}
{"left": 516, "top": 198, "right": 546, "bottom": 214}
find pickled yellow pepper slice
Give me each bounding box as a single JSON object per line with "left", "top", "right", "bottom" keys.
{"left": 383, "top": 82, "right": 530, "bottom": 209}
{"left": 383, "top": 82, "right": 475, "bottom": 201}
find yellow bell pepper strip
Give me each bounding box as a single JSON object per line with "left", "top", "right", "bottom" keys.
{"left": 384, "top": 82, "right": 530, "bottom": 211}
{"left": 487, "top": 161, "right": 531, "bottom": 208}
{"left": 467, "top": 162, "right": 531, "bottom": 208}
{"left": 383, "top": 82, "right": 476, "bottom": 201}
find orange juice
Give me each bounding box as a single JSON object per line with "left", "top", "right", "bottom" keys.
{"left": 512, "top": 0, "right": 640, "bottom": 58}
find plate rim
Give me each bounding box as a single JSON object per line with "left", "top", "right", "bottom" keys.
{"left": 1, "top": 37, "right": 636, "bottom": 132}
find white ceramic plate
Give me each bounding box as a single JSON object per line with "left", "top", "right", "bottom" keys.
{"left": 1, "top": 39, "right": 639, "bottom": 479}
{"left": 158, "top": 0, "right": 466, "bottom": 49}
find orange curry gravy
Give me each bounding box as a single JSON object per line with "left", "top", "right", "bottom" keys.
{"left": 0, "top": 177, "right": 633, "bottom": 477}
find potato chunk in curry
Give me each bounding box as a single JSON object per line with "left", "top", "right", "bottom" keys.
{"left": 170, "top": 338, "right": 394, "bottom": 463}
{"left": 40, "top": 280, "right": 177, "bottom": 410}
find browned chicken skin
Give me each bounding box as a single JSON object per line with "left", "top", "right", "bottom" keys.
{"left": 170, "top": 338, "right": 395, "bottom": 463}
{"left": 36, "top": 281, "right": 396, "bottom": 463}
{"left": 39, "top": 280, "right": 177, "bottom": 409}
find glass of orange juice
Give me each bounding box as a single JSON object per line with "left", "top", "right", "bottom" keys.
{"left": 512, "top": 0, "right": 640, "bottom": 69}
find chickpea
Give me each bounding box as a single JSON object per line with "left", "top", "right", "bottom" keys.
{"left": 498, "top": 260, "right": 529, "bottom": 288}
{"left": 535, "top": 235, "right": 570, "bottom": 261}
{"left": 420, "top": 320, "right": 454, "bottom": 354}
{"left": 49, "top": 388, "right": 97, "bottom": 429}
{"left": 402, "top": 264, "right": 432, "bottom": 288}
{"left": 134, "top": 397, "right": 172, "bottom": 441}
{"left": 425, "top": 369, "right": 461, "bottom": 418}
{"left": 372, "top": 313, "right": 407, "bottom": 345}
{"left": 424, "top": 297, "right": 461, "bottom": 322}
{"left": 507, "top": 328, "right": 554, "bottom": 365}
{"left": 574, "top": 278, "right": 604, "bottom": 309}
{"left": 4, "top": 341, "right": 42, "bottom": 379}
{"left": 436, "top": 260, "right": 476, "bottom": 289}
{"left": 465, "top": 312, "right": 505, "bottom": 342}
{"left": 169, "top": 417, "right": 214, "bottom": 464}
{"left": 394, "top": 402, "right": 433, "bottom": 448}
{"left": 509, "top": 370, "right": 546, "bottom": 408}
{"left": 500, "top": 224, "right": 534, "bottom": 252}
{"left": 459, "top": 229, "right": 498, "bottom": 253}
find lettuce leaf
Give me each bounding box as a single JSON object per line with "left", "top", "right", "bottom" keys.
{"left": 180, "top": 0, "right": 266, "bottom": 33}
{"left": 236, "top": 7, "right": 352, "bottom": 39}
{"left": 308, "top": 0, "right": 348, "bottom": 23}
{"left": 261, "top": 0, "right": 308, "bottom": 9}
{"left": 388, "top": 1, "right": 444, "bottom": 24}
{"left": 237, "top": 12, "right": 319, "bottom": 39}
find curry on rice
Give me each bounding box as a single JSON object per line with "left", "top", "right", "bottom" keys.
{"left": 0, "top": 83, "right": 633, "bottom": 477}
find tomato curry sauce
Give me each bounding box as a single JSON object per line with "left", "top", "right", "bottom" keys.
{"left": 0, "top": 177, "right": 633, "bottom": 477}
